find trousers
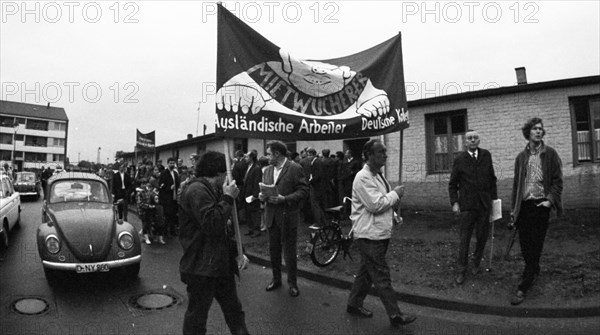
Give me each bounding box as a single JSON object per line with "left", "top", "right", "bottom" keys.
{"left": 181, "top": 273, "right": 249, "bottom": 335}
{"left": 347, "top": 238, "right": 401, "bottom": 317}
{"left": 516, "top": 199, "right": 551, "bottom": 292}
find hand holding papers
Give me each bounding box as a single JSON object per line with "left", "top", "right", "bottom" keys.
{"left": 259, "top": 182, "right": 278, "bottom": 197}
{"left": 259, "top": 183, "right": 285, "bottom": 204}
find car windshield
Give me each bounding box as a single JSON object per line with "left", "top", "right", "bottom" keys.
{"left": 16, "top": 173, "right": 35, "bottom": 183}
{"left": 49, "top": 180, "right": 109, "bottom": 203}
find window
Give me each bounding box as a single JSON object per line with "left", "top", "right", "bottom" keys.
{"left": 570, "top": 95, "right": 600, "bottom": 164}
{"left": 52, "top": 138, "right": 65, "bottom": 147}
{"left": 0, "top": 133, "right": 12, "bottom": 144}
{"left": 53, "top": 154, "right": 65, "bottom": 162}
{"left": 25, "top": 136, "right": 47, "bottom": 147}
{"left": 0, "top": 116, "right": 15, "bottom": 127}
{"left": 233, "top": 138, "right": 248, "bottom": 154}
{"left": 15, "top": 134, "right": 24, "bottom": 141}
{"left": 0, "top": 150, "right": 12, "bottom": 160}
{"left": 52, "top": 122, "right": 66, "bottom": 131}
{"left": 426, "top": 110, "right": 467, "bottom": 173}
{"left": 25, "top": 152, "right": 48, "bottom": 162}
{"left": 26, "top": 119, "right": 48, "bottom": 131}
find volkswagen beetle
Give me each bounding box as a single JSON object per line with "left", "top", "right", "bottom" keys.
{"left": 37, "top": 172, "right": 141, "bottom": 282}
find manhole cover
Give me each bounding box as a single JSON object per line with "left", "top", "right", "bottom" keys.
{"left": 129, "top": 293, "right": 178, "bottom": 310}
{"left": 11, "top": 298, "right": 50, "bottom": 315}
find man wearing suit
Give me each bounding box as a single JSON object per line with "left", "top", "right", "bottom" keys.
{"left": 112, "top": 163, "right": 133, "bottom": 221}
{"left": 308, "top": 148, "right": 328, "bottom": 228}
{"left": 159, "top": 157, "right": 180, "bottom": 240}
{"left": 259, "top": 140, "right": 308, "bottom": 297}
{"left": 242, "top": 150, "right": 263, "bottom": 237}
{"left": 448, "top": 129, "right": 498, "bottom": 285}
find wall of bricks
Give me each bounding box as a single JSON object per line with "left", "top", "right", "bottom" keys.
{"left": 384, "top": 83, "right": 600, "bottom": 211}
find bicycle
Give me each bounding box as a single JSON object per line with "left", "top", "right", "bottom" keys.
{"left": 307, "top": 197, "right": 354, "bottom": 267}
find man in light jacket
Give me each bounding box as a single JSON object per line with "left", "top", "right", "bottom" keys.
{"left": 346, "top": 139, "right": 417, "bottom": 327}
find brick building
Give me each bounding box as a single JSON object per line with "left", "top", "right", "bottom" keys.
{"left": 384, "top": 74, "right": 599, "bottom": 210}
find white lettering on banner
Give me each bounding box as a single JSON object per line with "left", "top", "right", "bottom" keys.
{"left": 361, "top": 115, "right": 396, "bottom": 131}
{"left": 216, "top": 115, "right": 294, "bottom": 133}
{"left": 298, "top": 119, "right": 347, "bottom": 134}
{"left": 215, "top": 114, "right": 350, "bottom": 135}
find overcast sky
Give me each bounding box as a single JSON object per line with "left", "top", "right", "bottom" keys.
{"left": 1, "top": 1, "right": 598, "bottom": 163}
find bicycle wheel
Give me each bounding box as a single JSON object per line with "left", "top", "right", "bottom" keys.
{"left": 310, "top": 225, "right": 342, "bottom": 267}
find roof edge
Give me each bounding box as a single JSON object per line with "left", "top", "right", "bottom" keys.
{"left": 407, "top": 75, "right": 600, "bottom": 107}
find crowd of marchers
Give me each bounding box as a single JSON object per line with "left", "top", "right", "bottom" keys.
{"left": 93, "top": 116, "right": 562, "bottom": 334}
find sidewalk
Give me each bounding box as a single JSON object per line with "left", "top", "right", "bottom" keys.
{"left": 240, "top": 208, "right": 600, "bottom": 318}
{"left": 128, "top": 205, "right": 600, "bottom": 318}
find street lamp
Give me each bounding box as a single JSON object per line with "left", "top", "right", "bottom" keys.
{"left": 11, "top": 122, "right": 19, "bottom": 171}
{"left": 97, "top": 147, "right": 101, "bottom": 164}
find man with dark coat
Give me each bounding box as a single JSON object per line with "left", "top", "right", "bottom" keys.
{"left": 112, "top": 163, "right": 133, "bottom": 221}
{"left": 448, "top": 129, "right": 498, "bottom": 285}
{"left": 179, "top": 151, "right": 249, "bottom": 335}
{"left": 242, "top": 150, "right": 262, "bottom": 237}
{"left": 159, "top": 157, "right": 180, "bottom": 239}
{"left": 260, "top": 140, "right": 308, "bottom": 297}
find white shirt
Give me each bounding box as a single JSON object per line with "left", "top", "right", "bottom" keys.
{"left": 273, "top": 158, "right": 287, "bottom": 183}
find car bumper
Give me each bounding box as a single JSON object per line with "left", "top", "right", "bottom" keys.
{"left": 18, "top": 191, "right": 38, "bottom": 196}
{"left": 42, "top": 255, "right": 141, "bottom": 271}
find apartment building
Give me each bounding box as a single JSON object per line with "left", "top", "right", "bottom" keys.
{"left": 0, "top": 100, "right": 68, "bottom": 171}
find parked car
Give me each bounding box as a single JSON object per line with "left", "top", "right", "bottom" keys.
{"left": 37, "top": 172, "right": 141, "bottom": 282}
{"left": 0, "top": 173, "right": 21, "bottom": 253}
{"left": 14, "top": 171, "right": 42, "bottom": 200}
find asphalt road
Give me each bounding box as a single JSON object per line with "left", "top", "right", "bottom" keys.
{"left": 1, "top": 198, "right": 598, "bottom": 335}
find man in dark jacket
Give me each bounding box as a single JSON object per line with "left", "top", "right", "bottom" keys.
{"left": 112, "top": 163, "right": 133, "bottom": 221}
{"left": 509, "top": 117, "right": 563, "bottom": 305}
{"left": 159, "top": 157, "right": 180, "bottom": 239}
{"left": 179, "top": 151, "right": 249, "bottom": 335}
{"left": 260, "top": 140, "right": 308, "bottom": 297}
{"left": 242, "top": 150, "right": 262, "bottom": 237}
{"left": 448, "top": 129, "right": 498, "bottom": 285}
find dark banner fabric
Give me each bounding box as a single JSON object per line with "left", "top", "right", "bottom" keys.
{"left": 215, "top": 4, "right": 409, "bottom": 140}
{"left": 136, "top": 129, "right": 155, "bottom": 150}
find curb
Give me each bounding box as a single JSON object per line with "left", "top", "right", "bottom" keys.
{"left": 126, "top": 208, "right": 600, "bottom": 318}
{"left": 245, "top": 252, "right": 600, "bottom": 319}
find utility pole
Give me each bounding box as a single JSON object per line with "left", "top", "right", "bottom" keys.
{"left": 97, "top": 147, "right": 101, "bottom": 164}
{"left": 196, "top": 102, "right": 201, "bottom": 137}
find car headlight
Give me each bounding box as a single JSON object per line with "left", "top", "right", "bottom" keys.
{"left": 45, "top": 235, "right": 60, "bottom": 254}
{"left": 118, "top": 232, "right": 134, "bottom": 250}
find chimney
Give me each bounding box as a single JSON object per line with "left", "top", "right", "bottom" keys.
{"left": 515, "top": 67, "right": 527, "bottom": 85}
{"left": 187, "top": 134, "right": 193, "bottom": 140}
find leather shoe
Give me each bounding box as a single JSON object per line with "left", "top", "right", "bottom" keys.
{"left": 346, "top": 305, "right": 373, "bottom": 318}
{"left": 455, "top": 273, "right": 465, "bottom": 285}
{"left": 289, "top": 286, "right": 300, "bottom": 297}
{"left": 265, "top": 280, "right": 281, "bottom": 291}
{"left": 510, "top": 290, "right": 525, "bottom": 305}
{"left": 390, "top": 313, "right": 417, "bottom": 326}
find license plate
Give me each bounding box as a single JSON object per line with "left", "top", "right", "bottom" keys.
{"left": 76, "top": 263, "right": 110, "bottom": 273}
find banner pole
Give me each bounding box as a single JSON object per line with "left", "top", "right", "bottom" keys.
{"left": 223, "top": 139, "right": 247, "bottom": 275}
